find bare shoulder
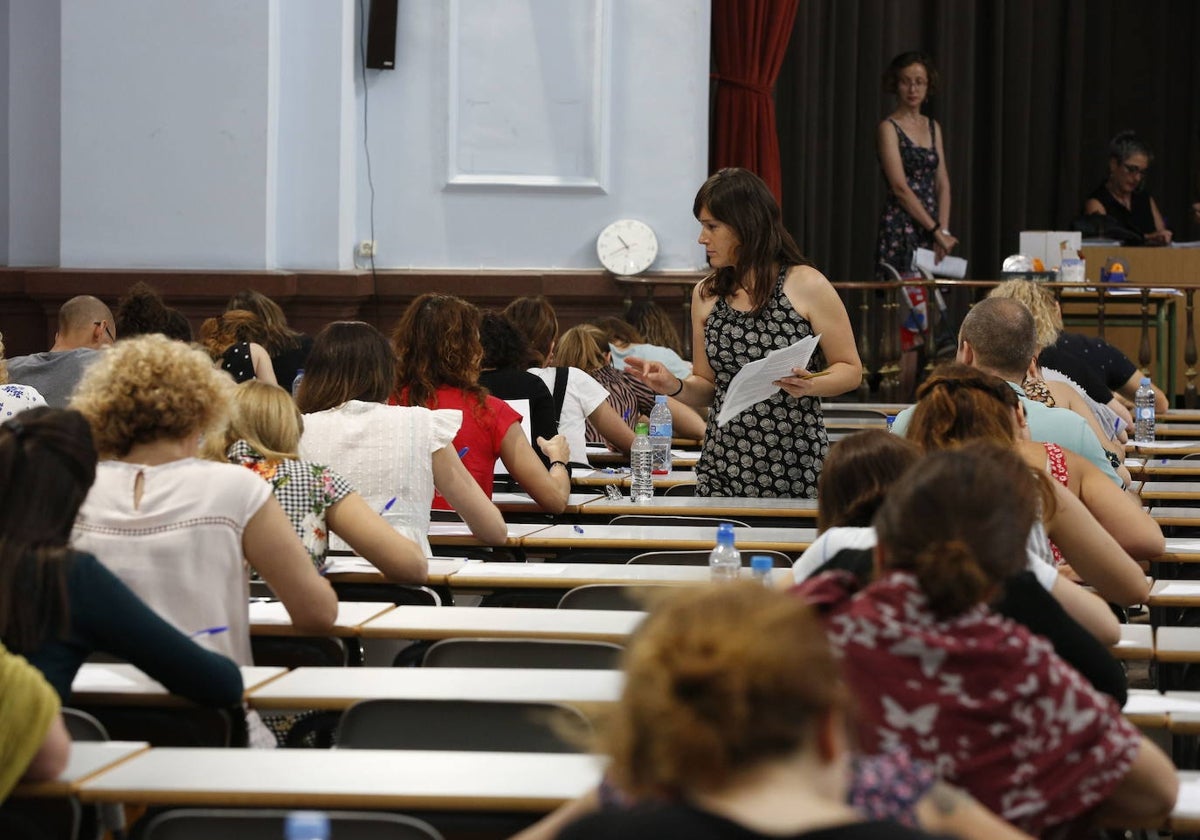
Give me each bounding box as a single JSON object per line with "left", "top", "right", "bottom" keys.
{"left": 691, "top": 278, "right": 719, "bottom": 319}
{"left": 783, "top": 264, "right": 841, "bottom": 321}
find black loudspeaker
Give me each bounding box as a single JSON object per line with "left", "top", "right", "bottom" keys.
{"left": 365, "top": 0, "right": 398, "bottom": 70}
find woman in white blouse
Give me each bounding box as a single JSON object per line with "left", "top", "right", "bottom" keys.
{"left": 295, "top": 321, "right": 506, "bottom": 557}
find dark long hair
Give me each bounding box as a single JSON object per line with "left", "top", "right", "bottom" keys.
{"left": 295, "top": 321, "right": 396, "bottom": 413}
{"left": 0, "top": 408, "right": 97, "bottom": 652}
{"left": 693, "top": 168, "right": 810, "bottom": 311}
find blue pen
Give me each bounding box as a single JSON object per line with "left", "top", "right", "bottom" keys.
{"left": 381, "top": 497, "right": 397, "bottom": 514}
{"left": 190, "top": 625, "right": 228, "bottom": 639}
{"left": 573, "top": 525, "right": 585, "bottom": 535}
{"left": 457, "top": 446, "right": 470, "bottom": 458}
{"left": 622, "top": 408, "right": 632, "bottom": 424}
{"left": 1110, "top": 417, "right": 1121, "bottom": 440}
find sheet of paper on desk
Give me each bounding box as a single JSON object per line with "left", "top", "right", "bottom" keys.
{"left": 915, "top": 247, "right": 967, "bottom": 279}
{"left": 1135, "top": 440, "right": 1200, "bottom": 449}
{"left": 462, "top": 563, "right": 569, "bottom": 576}
{"left": 322, "top": 556, "right": 379, "bottom": 574}
{"left": 1166, "top": 539, "right": 1200, "bottom": 552}
{"left": 73, "top": 667, "right": 144, "bottom": 690}
{"left": 1160, "top": 582, "right": 1200, "bottom": 596}
{"left": 493, "top": 492, "right": 535, "bottom": 504}
{"left": 716, "top": 334, "right": 820, "bottom": 427}
{"left": 429, "top": 522, "right": 474, "bottom": 536}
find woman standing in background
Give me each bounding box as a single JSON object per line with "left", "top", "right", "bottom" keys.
{"left": 875, "top": 51, "right": 957, "bottom": 396}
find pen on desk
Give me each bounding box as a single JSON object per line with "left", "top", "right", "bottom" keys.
{"left": 190, "top": 625, "right": 228, "bottom": 639}
{"left": 457, "top": 446, "right": 470, "bottom": 458}
{"left": 573, "top": 525, "right": 585, "bottom": 535}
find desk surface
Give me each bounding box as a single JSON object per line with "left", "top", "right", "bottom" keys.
{"left": 1129, "top": 440, "right": 1200, "bottom": 456}
{"left": 11, "top": 741, "right": 149, "bottom": 799}
{"left": 72, "top": 664, "right": 287, "bottom": 706}
{"left": 359, "top": 605, "right": 645, "bottom": 643}
{"left": 1151, "top": 507, "right": 1200, "bottom": 526}
{"left": 573, "top": 469, "right": 697, "bottom": 489}
{"left": 77, "top": 747, "right": 604, "bottom": 812}
{"left": 492, "top": 492, "right": 603, "bottom": 514}
{"left": 449, "top": 561, "right": 795, "bottom": 589}
{"left": 1138, "top": 481, "right": 1200, "bottom": 499}
{"left": 249, "top": 601, "right": 394, "bottom": 637}
{"left": 325, "top": 556, "right": 466, "bottom": 586}
{"left": 577, "top": 495, "right": 818, "bottom": 519}
{"left": 246, "top": 666, "right": 623, "bottom": 711}
{"left": 428, "top": 522, "right": 550, "bottom": 546}
{"left": 522, "top": 524, "right": 814, "bottom": 552}
{"left": 1148, "top": 579, "right": 1200, "bottom": 606}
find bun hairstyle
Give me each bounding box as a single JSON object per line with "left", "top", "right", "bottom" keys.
{"left": 817, "top": 430, "right": 920, "bottom": 532}
{"left": 599, "top": 582, "right": 846, "bottom": 798}
{"left": 906, "top": 363, "right": 1020, "bottom": 452}
{"left": 874, "top": 442, "right": 1037, "bottom": 620}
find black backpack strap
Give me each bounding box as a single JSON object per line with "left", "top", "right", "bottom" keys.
{"left": 551, "top": 366, "right": 569, "bottom": 426}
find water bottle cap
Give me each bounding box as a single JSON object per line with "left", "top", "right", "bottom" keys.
{"left": 635, "top": 421, "right": 649, "bottom": 435}
{"left": 654, "top": 394, "right": 667, "bottom": 404}
{"left": 285, "top": 811, "right": 330, "bottom": 840}
{"left": 750, "top": 555, "right": 772, "bottom": 571}
{"left": 716, "top": 522, "right": 735, "bottom": 542}
{"left": 1141, "top": 377, "right": 1151, "bottom": 386}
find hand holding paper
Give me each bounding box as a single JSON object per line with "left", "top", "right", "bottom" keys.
{"left": 716, "top": 334, "right": 821, "bottom": 427}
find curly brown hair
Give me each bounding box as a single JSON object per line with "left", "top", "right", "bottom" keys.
{"left": 71, "top": 334, "right": 234, "bottom": 458}
{"left": 199, "top": 309, "right": 266, "bottom": 361}
{"left": 391, "top": 294, "right": 488, "bottom": 414}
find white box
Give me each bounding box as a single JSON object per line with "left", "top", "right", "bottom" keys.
{"left": 1018, "top": 231, "right": 1082, "bottom": 269}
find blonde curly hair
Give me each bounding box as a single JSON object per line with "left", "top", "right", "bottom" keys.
{"left": 71, "top": 334, "right": 235, "bottom": 458}
{"left": 986, "top": 280, "right": 1062, "bottom": 350}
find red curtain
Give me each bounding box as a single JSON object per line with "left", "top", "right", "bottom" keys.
{"left": 710, "top": 0, "right": 800, "bottom": 204}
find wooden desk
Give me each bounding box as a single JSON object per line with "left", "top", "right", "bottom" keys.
{"left": 1130, "top": 458, "right": 1200, "bottom": 479}
{"left": 1138, "top": 481, "right": 1200, "bottom": 502}
{"left": 325, "top": 556, "right": 465, "bottom": 586}
{"left": 359, "top": 605, "right": 645, "bottom": 644}
{"left": 249, "top": 601, "right": 393, "bottom": 637}
{"left": 1121, "top": 688, "right": 1199, "bottom": 729}
{"left": 1151, "top": 507, "right": 1200, "bottom": 527}
{"left": 1113, "top": 624, "right": 1154, "bottom": 661}
{"left": 1170, "top": 770, "right": 1200, "bottom": 833}
{"left": 77, "top": 748, "right": 604, "bottom": 813}
{"left": 10, "top": 741, "right": 149, "bottom": 799}
{"left": 1129, "top": 441, "right": 1200, "bottom": 457}
{"left": 577, "top": 495, "right": 818, "bottom": 521}
{"left": 1158, "top": 539, "right": 1200, "bottom": 563}
{"left": 573, "top": 469, "right": 697, "bottom": 489}
{"left": 1150, "top": 423, "right": 1200, "bottom": 439}
{"left": 429, "top": 522, "right": 551, "bottom": 547}
{"left": 492, "top": 492, "right": 603, "bottom": 515}
{"left": 520, "top": 524, "right": 814, "bottom": 553}
{"left": 448, "top": 561, "right": 795, "bottom": 590}
{"left": 71, "top": 664, "right": 287, "bottom": 707}
{"left": 1154, "top": 627, "right": 1200, "bottom": 664}
{"left": 1148, "top": 579, "right": 1200, "bottom": 608}
{"left": 245, "top": 666, "right": 623, "bottom": 711}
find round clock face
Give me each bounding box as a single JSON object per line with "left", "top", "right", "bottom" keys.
{"left": 597, "top": 219, "right": 659, "bottom": 276}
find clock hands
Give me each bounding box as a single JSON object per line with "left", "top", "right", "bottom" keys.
{"left": 617, "top": 235, "right": 630, "bottom": 251}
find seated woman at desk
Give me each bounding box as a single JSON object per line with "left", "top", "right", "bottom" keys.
{"left": 390, "top": 293, "right": 572, "bottom": 513}
{"left": 204, "top": 380, "right": 427, "bottom": 582}
{"left": 1083, "top": 131, "right": 1172, "bottom": 245}
{"left": 796, "top": 443, "right": 1177, "bottom": 836}
{"left": 295, "top": 321, "right": 506, "bottom": 557}
{"left": 0, "top": 641, "right": 70, "bottom": 801}
{"left": 0, "top": 408, "right": 243, "bottom": 709}
{"left": 478, "top": 311, "right": 559, "bottom": 455}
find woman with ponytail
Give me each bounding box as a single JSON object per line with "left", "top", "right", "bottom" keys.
{"left": 797, "top": 443, "right": 1176, "bottom": 837}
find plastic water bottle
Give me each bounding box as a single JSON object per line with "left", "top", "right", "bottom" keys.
{"left": 1134, "top": 377, "right": 1156, "bottom": 443}
{"left": 291, "top": 368, "right": 305, "bottom": 398}
{"left": 750, "top": 555, "right": 774, "bottom": 587}
{"left": 285, "top": 811, "right": 330, "bottom": 840}
{"left": 709, "top": 523, "right": 741, "bottom": 582}
{"left": 630, "top": 421, "right": 654, "bottom": 503}
{"left": 648, "top": 395, "right": 673, "bottom": 475}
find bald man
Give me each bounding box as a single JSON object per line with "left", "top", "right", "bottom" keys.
{"left": 5, "top": 295, "right": 115, "bottom": 407}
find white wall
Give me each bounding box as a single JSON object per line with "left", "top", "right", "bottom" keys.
{"left": 6, "top": 0, "right": 710, "bottom": 271}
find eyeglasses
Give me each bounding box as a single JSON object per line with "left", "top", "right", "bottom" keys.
{"left": 94, "top": 321, "right": 116, "bottom": 343}
{"left": 898, "top": 78, "right": 928, "bottom": 89}
{"left": 1122, "top": 162, "right": 1148, "bottom": 176}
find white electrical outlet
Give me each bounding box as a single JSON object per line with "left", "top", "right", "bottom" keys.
{"left": 358, "top": 240, "right": 377, "bottom": 258}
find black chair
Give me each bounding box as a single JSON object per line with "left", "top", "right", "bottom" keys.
{"left": 81, "top": 706, "right": 246, "bottom": 748}
{"left": 140, "top": 809, "right": 443, "bottom": 840}
{"left": 628, "top": 548, "right": 792, "bottom": 568}
{"left": 331, "top": 583, "right": 442, "bottom": 606}
{"left": 608, "top": 514, "right": 749, "bottom": 528}
{"left": 62, "top": 708, "right": 109, "bottom": 741}
{"left": 251, "top": 635, "right": 351, "bottom": 668}
{"left": 662, "top": 483, "right": 697, "bottom": 496}
{"left": 335, "top": 698, "right": 589, "bottom": 753}
{"left": 557, "top": 584, "right": 665, "bottom": 611}
{"left": 421, "top": 637, "right": 623, "bottom": 669}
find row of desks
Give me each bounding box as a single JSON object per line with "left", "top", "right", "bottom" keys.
{"left": 425, "top": 522, "right": 817, "bottom": 552}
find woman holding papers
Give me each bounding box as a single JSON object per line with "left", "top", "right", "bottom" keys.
{"left": 627, "top": 168, "right": 861, "bottom": 497}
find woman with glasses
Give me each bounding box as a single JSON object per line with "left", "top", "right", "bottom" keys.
{"left": 1083, "top": 131, "right": 1172, "bottom": 245}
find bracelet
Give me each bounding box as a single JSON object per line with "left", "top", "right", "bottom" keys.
{"left": 549, "top": 460, "right": 571, "bottom": 474}
{"left": 927, "top": 221, "right": 939, "bottom": 234}
{"left": 667, "top": 376, "right": 685, "bottom": 397}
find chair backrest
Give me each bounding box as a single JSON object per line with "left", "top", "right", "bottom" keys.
{"left": 628, "top": 549, "right": 792, "bottom": 568}
{"left": 82, "top": 706, "right": 245, "bottom": 747}
{"left": 142, "top": 809, "right": 443, "bottom": 840}
{"left": 608, "top": 514, "right": 749, "bottom": 528}
{"left": 331, "top": 583, "right": 442, "bottom": 606}
{"left": 557, "top": 584, "right": 665, "bottom": 611}
{"left": 62, "top": 707, "right": 110, "bottom": 741}
{"left": 335, "top": 698, "right": 589, "bottom": 753}
{"left": 251, "top": 635, "right": 349, "bottom": 668}
{"left": 422, "top": 637, "right": 623, "bottom": 669}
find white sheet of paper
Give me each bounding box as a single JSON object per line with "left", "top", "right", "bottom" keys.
{"left": 1134, "top": 440, "right": 1200, "bottom": 450}
{"left": 716, "top": 334, "right": 821, "bottom": 428}
{"left": 915, "top": 247, "right": 967, "bottom": 279}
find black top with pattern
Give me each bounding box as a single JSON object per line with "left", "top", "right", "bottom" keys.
{"left": 698, "top": 268, "right": 827, "bottom": 498}
{"left": 875, "top": 117, "right": 939, "bottom": 276}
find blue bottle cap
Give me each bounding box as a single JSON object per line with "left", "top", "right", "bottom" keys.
{"left": 750, "top": 555, "right": 772, "bottom": 572}
{"left": 285, "top": 811, "right": 330, "bottom": 840}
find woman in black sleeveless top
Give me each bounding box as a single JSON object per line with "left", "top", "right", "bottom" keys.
{"left": 1083, "top": 131, "right": 1172, "bottom": 245}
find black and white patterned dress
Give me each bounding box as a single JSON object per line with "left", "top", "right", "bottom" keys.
{"left": 697, "top": 269, "right": 827, "bottom": 498}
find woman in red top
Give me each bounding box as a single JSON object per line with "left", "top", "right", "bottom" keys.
{"left": 391, "top": 294, "right": 572, "bottom": 514}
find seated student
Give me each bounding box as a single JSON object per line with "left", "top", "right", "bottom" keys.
{"left": 199, "top": 309, "right": 278, "bottom": 386}
{"left": 477, "top": 311, "right": 559, "bottom": 456}
{"left": 69, "top": 335, "right": 336, "bottom": 669}
{"left": 796, "top": 443, "right": 1178, "bottom": 836}
{"left": 5, "top": 295, "right": 114, "bottom": 408}
{"left": 627, "top": 298, "right": 688, "bottom": 361}
{"left": 503, "top": 296, "right": 635, "bottom": 465}
{"left": 391, "top": 294, "right": 572, "bottom": 513}
{"left": 0, "top": 642, "right": 70, "bottom": 802}
{"left": 794, "top": 430, "right": 1125, "bottom": 701}
{"left": 204, "top": 381, "right": 427, "bottom": 582}
{"left": 1, "top": 409, "right": 243, "bottom": 706}
{"left": 591, "top": 315, "right": 692, "bottom": 380}
{"left": 115, "top": 281, "right": 193, "bottom": 342}
{"left": 296, "top": 321, "right": 506, "bottom": 557}
{"left": 554, "top": 324, "right": 706, "bottom": 443}
{"left": 554, "top": 583, "right": 1016, "bottom": 840}
{"left": 1, "top": 332, "right": 46, "bottom": 419}
{"left": 225, "top": 289, "right": 313, "bottom": 392}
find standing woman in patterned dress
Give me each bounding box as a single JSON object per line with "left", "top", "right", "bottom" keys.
{"left": 626, "top": 168, "right": 861, "bottom": 498}
{"left": 875, "top": 51, "right": 958, "bottom": 397}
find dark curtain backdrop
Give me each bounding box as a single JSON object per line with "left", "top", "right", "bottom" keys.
{"left": 775, "top": 0, "right": 1200, "bottom": 284}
